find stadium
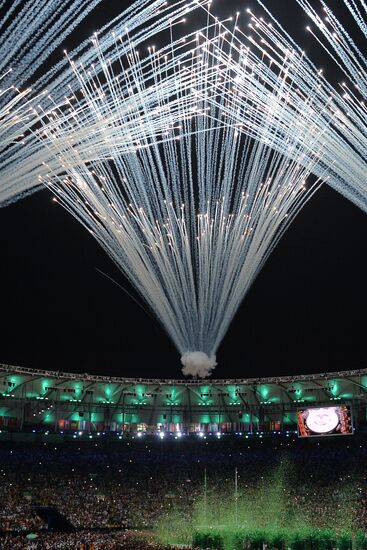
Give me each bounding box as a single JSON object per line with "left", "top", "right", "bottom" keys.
{"left": 0, "top": 0, "right": 366, "bottom": 549}
{"left": 1, "top": 363, "right": 367, "bottom": 549}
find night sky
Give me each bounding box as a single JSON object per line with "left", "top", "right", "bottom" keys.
{"left": 0, "top": 0, "right": 366, "bottom": 380}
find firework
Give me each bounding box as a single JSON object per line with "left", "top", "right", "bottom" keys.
{"left": 0, "top": 0, "right": 205, "bottom": 206}
{"left": 37, "top": 28, "right": 327, "bottom": 376}
{"left": 197, "top": 1, "right": 366, "bottom": 212}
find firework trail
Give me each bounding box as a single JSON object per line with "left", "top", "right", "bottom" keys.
{"left": 37, "top": 28, "right": 327, "bottom": 376}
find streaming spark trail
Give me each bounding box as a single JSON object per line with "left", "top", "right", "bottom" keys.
{"left": 296, "top": 0, "right": 367, "bottom": 95}
{"left": 0, "top": 0, "right": 205, "bottom": 206}
{"left": 37, "top": 33, "right": 326, "bottom": 377}
{"left": 0, "top": 0, "right": 101, "bottom": 91}
{"left": 196, "top": 2, "right": 366, "bottom": 212}
{"left": 0, "top": 0, "right": 101, "bottom": 205}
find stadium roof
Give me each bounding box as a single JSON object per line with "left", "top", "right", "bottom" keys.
{"left": 1, "top": 362, "right": 367, "bottom": 385}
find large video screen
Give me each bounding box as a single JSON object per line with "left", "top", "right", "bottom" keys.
{"left": 297, "top": 405, "right": 353, "bottom": 437}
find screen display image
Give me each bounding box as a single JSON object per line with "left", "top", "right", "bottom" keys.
{"left": 297, "top": 405, "right": 353, "bottom": 437}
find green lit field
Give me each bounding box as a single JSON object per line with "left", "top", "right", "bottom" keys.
{"left": 155, "top": 462, "right": 364, "bottom": 549}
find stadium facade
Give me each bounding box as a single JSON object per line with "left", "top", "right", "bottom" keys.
{"left": 0, "top": 363, "right": 366, "bottom": 434}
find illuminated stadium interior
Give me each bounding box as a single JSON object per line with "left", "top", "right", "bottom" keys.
{"left": 0, "top": 0, "right": 366, "bottom": 547}
{"left": 1, "top": 363, "right": 366, "bottom": 436}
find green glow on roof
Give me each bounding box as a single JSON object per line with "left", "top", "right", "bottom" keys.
{"left": 226, "top": 385, "right": 238, "bottom": 399}
{"left": 41, "top": 379, "right": 51, "bottom": 393}
{"left": 283, "top": 412, "right": 296, "bottom": 422}
{"left": 197, "top": 384, "right": 212, "bottom": 406}
{"left": 60, "top": 393, "right": 70, "bottom": 401}
{"left": 134, "top": 385, "right": 145, "bottom": 398}
{"left": 74, "top": 383, "right": 82, "bottom": 397}
{"left": 43, "top": 412, "right": 55, "bottom": 423}
{"left": 329, "top": 380, "right": 339, "bottom": 396}
{"left": 199, "top": 414, "right": 211, "bottom": 424}
{"left": 165, "top": 386, "right": 181, "bottom": 406}
{"left": 9, "top": 376, "right": 21, "bottom": 388}
{"left": 129, "top": 413, "right": 140, "bottom": 423}
{"left": 259, "top": 385, "right": 270, "bottom": 399}
{"left": 25, "top": 391, "right": 39, "bottom": 399}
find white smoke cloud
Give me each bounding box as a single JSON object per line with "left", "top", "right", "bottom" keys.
{"left": 181, "top": 351, "right": 217, "bottom": 378}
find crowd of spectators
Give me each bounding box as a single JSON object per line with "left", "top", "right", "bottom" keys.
{"left": 0, "top": 530, "right": 187, "bottom": 549}
{"left": 0, "top": 434, "right": 366, "bottom": 548}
